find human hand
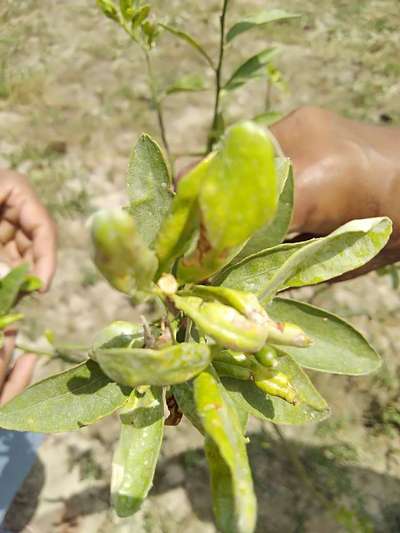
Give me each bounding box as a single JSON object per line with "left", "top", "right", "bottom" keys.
{"left": 0, "top": 169, "right": 57, "bottom": 290}
{"left": 271, "top": 106, "right": 400, "bottom": 275}
{"left": 0, "top": 169, "right": 57, "bottom": 404}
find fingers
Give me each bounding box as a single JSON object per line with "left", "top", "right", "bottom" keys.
{"left": 0, "top": 353, "right": 37, "bottom": 405}
{"left": 31, "top": 214, "right": 57, "bottom": 291}
{"left": 0, "top": 172, "right": 58, "bottom": 290}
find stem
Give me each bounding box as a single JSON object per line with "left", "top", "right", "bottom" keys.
{"left": 206, "top": 0, "right": 230, "bottom": 153}
{"left": 144, "top": 49, "right": 174, "bottom": 174}
{"left": 16, "top": 343, "right": 87, "bottom": 364}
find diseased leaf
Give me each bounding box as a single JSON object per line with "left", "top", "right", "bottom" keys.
{"left": 112, "top": 387, "right": 164, "bottom": 517}
{"left": 92, "top": 343, "right": 211, "bottom": 387}
{"left": 91, "top": 208, "right": 158, "bottom": 294}
{"left": 92, "top": 321, "right": 144, "bottom": 350}
{"left": 223, "top": 48, "right": 279, "bottom": 92}
{"left": 194, "top": 367, "right": 256, "bottom": 533}
{"left": 127, "top": 134, "right": 173, "bottom": 246}
{"left": 226, "top": 9, "right": 301, "bottom": 42}
{"left": 224, "top": 161, "right": 293, "bottom": 269}
{"left": 0, "top": 361, "right": 130, "bottom": 432}
{"left": 221, "top": 217, "right": 392, "bottom": 302}
{"left": 222, "top": 351, "right": 329, "bottom": 425}
{"left": 267, "top": 298, "right": 382, "bottom": 375}
{"left": 155, "top": 155, "right": 214, "bottom": 276}
{"left": 164, "top": 74, "right": 206, "bottom": 96}
{"left": 159, "top": 24, "right": 214, "bottom": 69}
{"left": 178, "top": 121, "right": 278, "bottom": 282}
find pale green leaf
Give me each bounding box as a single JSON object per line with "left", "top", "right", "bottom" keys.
{"left": 127, "top": 134, "right": 173, "bottom": 246}
{"left": 91, "top": 208, "right": 158, "bottom": 294}
{"left": 164, "top": 74, "right": 206, "bottom": 96}
{"left": 112, "top": 387, "right": 164, "bottom": 517}
{"left": 221, "top": 217, "right": 392, "bottom": 302}
{"left": 226, "top": 9, "right": 301, "bottom": 42}
{"left": 155, "top": 155, "right": 213, "bottom": 276}
{"left": 222, "top": 349, "right": 329, "bottom": 425}
{"left": 223, "top": 48, "right": 279, "bottom": 92}
{"left": 267, "top": 297, "right": 382, "bottom": 375}
{"left": 252, "top": 111, "right": 283, "bottom": 126}
{"left": 92, "top": 343, "right": 211, "bottom": 387}
{"left": 194, "top": 367, "right": 256, "bottom": 533}
{"left": 0, "top": 361, "right": 130, "bottom": 432}
{"left": 160, "top": 24, "right": 214, "bottom": 69}
{"left": 177, "top": 121, "right": 278, "bottom": 282}
{"left": 223, "top": 161, "right": 293, "bottom": 269}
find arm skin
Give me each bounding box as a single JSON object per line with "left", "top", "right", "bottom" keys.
{"left": 270, "top": 106, "right": 400, "bottom": 276}
{"left": 0, "top": 170, "right": 57, "bottom": 404}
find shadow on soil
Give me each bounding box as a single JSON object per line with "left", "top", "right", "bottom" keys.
{"left": 4, "top": 431, "right": 400, "bottom": 533}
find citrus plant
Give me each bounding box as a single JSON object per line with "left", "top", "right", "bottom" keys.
{"left": 0, "top": 2, "right": 393, "bottom": 532}
{"left": 0, "top": 120, "right": 391, "bottom": 532}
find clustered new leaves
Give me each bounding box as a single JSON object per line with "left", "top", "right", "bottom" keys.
{"left": 0, "top": 120, "right": 391, "bottom": 533}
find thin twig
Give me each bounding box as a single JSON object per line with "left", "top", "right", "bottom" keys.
{"left": 206, "top": 0, "right": 230, "bottom": 153}
{"left": 144, "top": 49, "right": 173, "bottom": 173}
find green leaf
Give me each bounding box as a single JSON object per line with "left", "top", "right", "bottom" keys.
{"left": 159, "top": 24, "right": 214, "bottom": 69}
{"left": 96, "top": 0, "right": 119, "bottom": 22}
{"left": 112, "top": 387, "right": 164, "bottom": 517}
{"left": 194, "top": 367, "right": 256, "bottom": 533}
{"left": 92, "top": 343, "right": 211, "bottom": 387}
{"left": 0, "top": 361, "right": 130, "bottom": 432}
{"left": 252, "top": 111, "right": 283, "bottom": 126}
{"left": 92, "top": 321, "right": 144, "bottom": 350}
{"left": 131, "top": 5, "right": 151, "bottom": 29}
{"left": 91, "top": 208, "right": 158, "bottom": 295}
{"left": 164, "top": 74, "right": 206, "bottom": 96}
{"left": 224, "top": 161, "right": 293, "bottom": 269}
{"left": 223, "top": 48, "right": 279, "bottom": 92}
{"left": 155, "top": 156, "right": 211, "bottom": 276}
{"left": 0, "top": 264, "right": 30, "bottom": 315}
{"left": 172, "top": 381, "right": 204, "bottom": 433}
{"left": 226, "top": 9, "right": 301, "bottom": 42}
{"left": 267, "top": 297, "right": 382, "bottom": 375}
{"left": 177, "top": 121, "right": 278, "bottom": 282}
{"left": 221, "top": 217, "right": 392, "bottom": 302}
{"left": 222, "top": 351, "right": 329, "bottom": 425}
{"left": 127, "top": 134, "right": 173, "bottom": 246}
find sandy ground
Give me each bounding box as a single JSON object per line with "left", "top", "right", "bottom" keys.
{"left": 1, "top": 0, "right": 400, "bottom": 531}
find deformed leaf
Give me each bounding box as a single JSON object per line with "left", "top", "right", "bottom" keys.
{"left": 223, "top": 48, "right": 279, "bottom": 92}
{"left": 92, "top": 343, "right": 211, "bottom": 387}
{"left": 221, "top": 217, "right": 392, "bottom": 302}
{"left": 226, "top": 9, "right": 301, "bottom": 42}
{"left": 112, "top": 387, "right": 164, "bottom": 517}
{"left": 160, "top": 24, "right": 214, "bottom": 69}
{"left": 155, "top": 155, "right": 214, "bottom": 275}
{"left": 194, "top": 367, "right": 256, "bottom": 533}
{"left": 267, "top": 297, "right": 382, "bottom": 375}
{"left": 92, "top": 321, "right": 144, "bottom": 350}
{"left": 127, "top": 134, "right": 173, "bottom": 246}
{"left": 224, "top": 161, "right": 293, "bottom": 268}
{"left": 91, "top": 208, "right": 158, "bottom": 294}
{"left": 222, "top": 350, "right": 329, "bottom": 425}
{"left": 0, "top": 360, "right": 130, "bottom": 432}
{"left": 177, "top": 121, "right": 278, "bottom": 282}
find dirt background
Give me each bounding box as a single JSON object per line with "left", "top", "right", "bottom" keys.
{"left": 1, "top": 0, "right": 400, "bottom": 531}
